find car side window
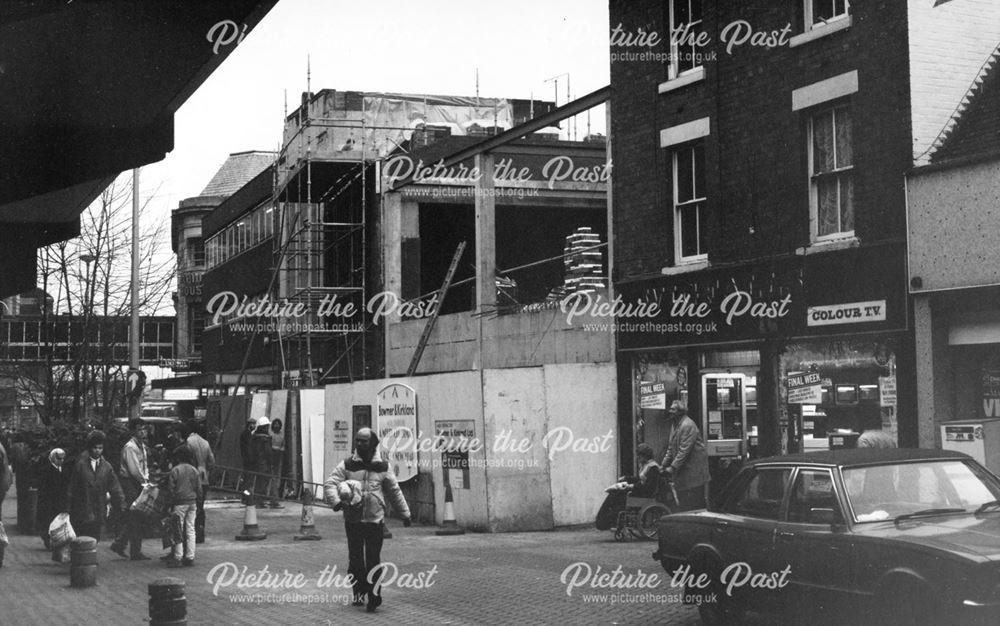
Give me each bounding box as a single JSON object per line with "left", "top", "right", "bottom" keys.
{"left": 787, "top": 469, "right": 843, "bottom": 524}
{"left": 724, "top": 468, "right": 791, "bottom": 520}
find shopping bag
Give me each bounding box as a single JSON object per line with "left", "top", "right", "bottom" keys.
{"left": 131, "top": 483, "right": 168, "bottom": 518}
{"left": 160, "top": 513, "right": 183, "bottom": 550}
{"left": 0, "top": 520, "right": 8, "bottom": 547}
{"left": 48, "top": 512, "right": 76, "bottom": 548}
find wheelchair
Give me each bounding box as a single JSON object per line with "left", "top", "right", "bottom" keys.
{"left": 613, "top": 479, "right": 676, "bottom": 541}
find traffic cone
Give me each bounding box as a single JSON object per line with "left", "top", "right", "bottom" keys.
{"left": 435, "top": 484, "right": 465, "bottom": 536}
{"left": 235, "top": 491, "right": 267, "bottom": 541}
{"left": 293, "top": 491, "right": 322, "bottom": 541}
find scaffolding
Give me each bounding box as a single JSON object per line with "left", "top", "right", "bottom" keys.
{"left": 272, "top": 96, "right": 372, "bottom": 385}
{"left": 269, "top": 88, "right": 520, "bottom": 386}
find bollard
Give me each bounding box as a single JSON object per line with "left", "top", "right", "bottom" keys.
{"left": 293, "top": 491, "right": 322, "bottom": 541}
{"left": 149, "top": 577, "right": 187, "bottom": 626}
{"left": 69, "top": 536, "right": 98, "bottom": 588}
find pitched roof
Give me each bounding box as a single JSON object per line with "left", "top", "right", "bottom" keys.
{"left": 200, "top": 150, "right": 277, "bottom": 197}
{"left": 930, "top": 48, "right": 1000, "bottom": 163}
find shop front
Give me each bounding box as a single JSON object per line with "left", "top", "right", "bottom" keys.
{"left": 616, "top": 246, "right": 912, "bottom": 495}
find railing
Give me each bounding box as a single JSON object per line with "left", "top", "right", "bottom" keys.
{"left": 208, "top": 465, "right": 330, "bottom": 507}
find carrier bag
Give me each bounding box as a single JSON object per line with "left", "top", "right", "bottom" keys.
{"left": 48, "top": 512, "right": 76, "bottom": 548}
{"left": 131, "top": 483, "right": 168, "bottom": 518}
{"left": 160, "top": 513, "right": 183, "bottom": 550}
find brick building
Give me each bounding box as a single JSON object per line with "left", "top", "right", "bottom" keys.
{"left": 608, "top": 0, "right": 1000, "bottom": 485}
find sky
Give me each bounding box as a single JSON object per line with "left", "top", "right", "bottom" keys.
{"left": 141, "top": 0, "right": 611, "bottom": 241}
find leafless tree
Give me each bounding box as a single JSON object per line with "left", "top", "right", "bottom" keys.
{"left": 5, "top": 172, "right": 174, "bottom": 425}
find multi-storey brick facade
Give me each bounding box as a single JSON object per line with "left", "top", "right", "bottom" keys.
{"left": 609, "top": 0, "right": 1000, "bottom": 483}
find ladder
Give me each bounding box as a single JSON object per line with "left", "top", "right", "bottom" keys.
{"left": 407, "top": 241, "right": 466, "bottom": 376}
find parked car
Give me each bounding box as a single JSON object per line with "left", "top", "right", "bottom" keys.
{"left": 652, "top": 448, "right": 1000, "bottom": 625}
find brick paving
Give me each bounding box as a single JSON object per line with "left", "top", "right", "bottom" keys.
{"left": 0, "top": 492, "right": 702, "bottom": 626}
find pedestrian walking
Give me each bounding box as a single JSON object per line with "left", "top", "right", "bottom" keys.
{"left": 34, "top": 448, "right": 70, "bottom": 549}
{"left": 110, "top": 418, "right": 151, "bottom": 560}
{"left": 66, "top": 430, "right": 124, "bottom": 542}
{"left": 660, "top": 400, "right": 710, "bottom": 511}
{"left": 323, "top": 428, "right": 411, "bottom": 613}
{"left": 186, "top": 422, "right": 215, "bottom": 543}
{"left": 164, "top": 444, "right": 201, "bottom": 568}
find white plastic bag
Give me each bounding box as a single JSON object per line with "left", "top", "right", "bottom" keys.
{"left": 48, "top": 512, "right": 76, "bottom": 548}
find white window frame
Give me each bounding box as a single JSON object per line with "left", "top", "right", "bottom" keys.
{"left": 667, "top": 0, "right": 704, "bottom": 81}
{"left": 673, "top": 143, "right": 708, "bottom": 264}
{"left": 805, "top": 0, "right": 850, "bottom": 31}
{"left": 807, "top": 104, "right": 854, "bottom": 243}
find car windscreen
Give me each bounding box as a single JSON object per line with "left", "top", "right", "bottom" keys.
{"left": 843, "top": 459, "right": 1000, "bottom": 523}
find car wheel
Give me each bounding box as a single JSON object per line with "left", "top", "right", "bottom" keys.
{"left": 636, "top": 503, "right": 670, "bottom": 540}
{"left": 688, "top": 557, "right": 745, "bottom": 626}
{"left": 876, "top": 581, "right": 939, "bottom": 626}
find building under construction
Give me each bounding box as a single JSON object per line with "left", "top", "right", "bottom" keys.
{"left": 202, "top": 89, "right": 559, "bottom": 387}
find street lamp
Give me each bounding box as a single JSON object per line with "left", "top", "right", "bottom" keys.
{"left": 79, "top": 253, "right": 96, "bottom": 315}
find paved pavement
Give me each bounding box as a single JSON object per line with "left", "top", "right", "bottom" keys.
{"left": 0, "top": 491, "right": 702, "bottom": 626}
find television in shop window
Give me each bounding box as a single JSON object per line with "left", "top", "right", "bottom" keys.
{"left": 835, "top": 385, "right": 858, "bottom": 405}
{"left": 858, "top": 384, "right": 879, "bottom": 403}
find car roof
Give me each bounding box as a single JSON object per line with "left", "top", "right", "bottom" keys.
{"left": 111, "top": 416, "right": 180, "bottom": 425}
{"left": 749, "top": 447, "right": 971, "bottom": 468}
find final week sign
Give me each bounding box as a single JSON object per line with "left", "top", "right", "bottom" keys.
{"left": 786, "top": 372, "right": 823, "bottom": 404}
{"left": 376, "top": 383, "right": 418, "bottom": 481}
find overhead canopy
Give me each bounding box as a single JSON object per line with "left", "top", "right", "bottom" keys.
{"left": 0, "top": 0, "right": 278, "bottom": 298}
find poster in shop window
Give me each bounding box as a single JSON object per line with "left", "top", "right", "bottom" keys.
{"left": 983, "top": 370, "right": 1000, "bottom": 418}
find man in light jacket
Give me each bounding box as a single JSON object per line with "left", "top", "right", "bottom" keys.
{"left": 661, "top": 400, "right": 710, "bottom": 511}
{"left": 324, "top": 428, "right": 411, "bottom": 613}
{"left": 185, "top": 421, "right": 215, "bottom": 543}
{"left": 110, "top": 418, "right": 151, "bottom": 560}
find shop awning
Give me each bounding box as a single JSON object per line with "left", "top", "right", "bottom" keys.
{"left": 0, "top": 0, "right": 278, "bottom": 298}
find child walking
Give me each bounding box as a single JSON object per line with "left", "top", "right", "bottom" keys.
{"left": 166, "top": 444, "right": 202, "bottom": 567}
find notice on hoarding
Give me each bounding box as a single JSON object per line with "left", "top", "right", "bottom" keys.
{"left": 376, "top": 383, "right": 418, "bottom": 482}
{"left": 786, "top": 372, "right": 823, "bottom": 404}
{"left": 639, "top": 381, "right": 666, "bottom": 409}
{"left": 879, "top": 376, "right": 897, "bottom": 407}
{"left": 806, "top": 300, "right": 886, "bottom": 327}
{"left": 332, "top": 419, "right": 351, "bottom": 456}
{"left": 435, "top": 420, "right": 475, "bottom": 489}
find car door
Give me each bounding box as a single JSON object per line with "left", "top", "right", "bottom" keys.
{"left": 774, "top": 467, "right": 855, "bottom": 620}
{"left": 715, "top": 465, "right": 792, "bottom": 611}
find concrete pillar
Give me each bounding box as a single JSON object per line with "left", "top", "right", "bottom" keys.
{"left": 381, "top": 192, "right": 419, "bottom": 325}
{"left": 914, "top": 295, "right": 950, "bottom": 448}
{"left": 475, "top": 153, "right": 496, "bottom": 370}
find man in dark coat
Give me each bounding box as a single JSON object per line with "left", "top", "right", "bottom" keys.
{"left": 66, "top": 430, "right": 125, "bottom": 541}
{"left": 660, "top": 401, "right": 710, "bottom": 511}
{"left": 35, "top": 448, "right": 70, "bottom": 548}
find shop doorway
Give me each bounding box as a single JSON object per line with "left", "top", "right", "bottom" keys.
{"left": 701, "top": 372, "right": 752, "bottom": 498}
